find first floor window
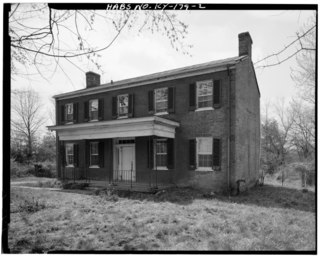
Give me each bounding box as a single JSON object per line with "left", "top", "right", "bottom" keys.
{"left": 65, "top": 103, "right": 73, "bottom": 123}
{"left": 89, "top": 99, "right": 98, "bottom": 121}
{"left": 90, "top": 142, "right": 99, "bottom": 166}
{"left": 65, "top": 143, "right": 74, "bottom": 166}
{"left": 155, "top": 87, "right": 168, "bottom": 113}
{"left": 197, "top": 80, "right": 213, "bottom": 108}
{"left": 197, "top": 137, "right": 212, "bottom": 169}
{"left": 155, "top": 139, "right": 167, "bottom": 168}
{"left": 118, "top": 94, "right": 129, "bottom": 117}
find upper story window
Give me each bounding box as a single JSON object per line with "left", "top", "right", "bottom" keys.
{"left": 64, "top": 103, "right": 73, "bottom": 123}
{"left": 189, "top": 80, "right": 221, "bottom": 111}
{"left": 65, "top": 143, "right": 74, "bottom": 167}
{"left": 154, "top": 87, "right": 168, "bottom": 113}
{"left": 89, "top": 99, "right": 99, "bottom": 121}
{"left": 197, "top": 80, "right": 213, "bottom": 109}
{"left": 118, "top": 94, "right": 129, "bottom": 117}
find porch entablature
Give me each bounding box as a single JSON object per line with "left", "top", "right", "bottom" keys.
{"left": 48, "top": 116, "right": 180, "bottom": 140}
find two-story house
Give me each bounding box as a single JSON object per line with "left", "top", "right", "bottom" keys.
{"left": 48, "top": 32, "right": 260, "bottom": 193}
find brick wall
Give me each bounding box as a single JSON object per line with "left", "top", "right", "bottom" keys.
{"left": 232, "top": 58, "right": 260, "bottom": 191}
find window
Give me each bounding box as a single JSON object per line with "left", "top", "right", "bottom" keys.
{"left": 197, "top": 137, "right": 213, "bottom": 170}
{"left": 65, "top": 143, "right": 74, "bottom": 166}
{"left": 89, "top": 99, "right": 98, "bottom": 121}
{"left": 90, "top": 142, "right": 99, "bottom": 167}
{"left": 118, "top": 94, "right": 129, "bottom": 117}
{"left": 155, "top": 87, "right": 168, "bottom": 113}
{"left": 197, "top": 80, "right": 213, "bottom": 108}
{"left": 155, "top": 139, "right": 167, "bottom": 168}
{"left": 64, "top": 103, "right": 73, "bottom": 123}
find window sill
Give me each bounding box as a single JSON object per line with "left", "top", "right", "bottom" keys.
{"left": 154, "top": 112, "right": 169, "bottom": 116}
{"left": 65, "top": 122, "right": 74, "bottom": 125}
{"left": 195, "top": 107, "right": 214, "bottom": 112}
{"left": 196, "top": 168, "right": 213, "bottom": 172}
{"left": 117, "top": 115, "right": 128, "bottom": 119}
{"left": 89, "top": 119, "right": 99, "bottom": 122}
{"left": 66, "top": 165, "right": 74, "bottom": 168}
{"left": 89, "top": 165, "right": 100, "bottom": 168}
{"left": 153, "top": 167, "right": 169, "bottom": 170}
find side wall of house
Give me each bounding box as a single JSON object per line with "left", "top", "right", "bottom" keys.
{"left": 232, "top": 58, "right": 260, "bottom": 190}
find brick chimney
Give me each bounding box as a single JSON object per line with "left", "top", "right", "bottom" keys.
{"left": 86, "top": 71, "right": 100, "bottom": 88}
{"left": 238, "top": 32, "right": 253, "bottom": 58}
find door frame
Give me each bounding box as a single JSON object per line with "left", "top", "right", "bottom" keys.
{"left": 113, "top": 139, "right": 136, "bottom": 181}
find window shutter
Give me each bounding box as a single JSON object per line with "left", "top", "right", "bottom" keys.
{"left": 148, "top": 90, "right": 154, "bottom": 114}
{"left": 74, "top": 144, "right": 79, "bottom": 167}
{"left": 60, "top": 143, "right": 66, "bottom": 167}
{"left": 112, "top": 96, "right": 118, "bottom": 119}
{"left": 189, "top": 83, "right": 196, "bottom": 111}
{"left": 147, "top": 137, "right": 154, "bottom": 169}
{"left": 60, "top": 105, "right": 65, "bottom": 124}
{"left": 213, "top": 80, "right": 221, "bottom": 108}
{"left": 167, "top": 138, "right": 174, "bottom": 169}
{"left": 98, "top": 98, "right": 104, "bottom": 120}
{"left": 73, "top": 103, "right": 79, "bottom": 123}
{"left": 85, "top": 140, "right": 90, "bottom": 167}
{"left": 99, "top": 141, "right": 104, "bottom": 168}
{"left": 189, "top": 139, "right": 196, "bottom": 169}
{"left": 128, "top": 94, "right": 134, "bottom": 117}
{"left": 168, "top": 87, "right": 175, "bottom": 113}
{"left": 84, "top": 101, "right": 89, "bottom": 122}
{"left": 213, "top": 138, "right": 221, "bottom": 170}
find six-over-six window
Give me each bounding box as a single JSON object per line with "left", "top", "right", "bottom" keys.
{"left": 89, "top": 99, "right": 99, "bottom": 121}
{"left": 90, "top": 142, "right": 99, "bottom": 167}
{"left": 154, "top": 88, "right": 168, "bottom": 113}
{"left": 65, "top": 143, "right": 74, "bottom": 166}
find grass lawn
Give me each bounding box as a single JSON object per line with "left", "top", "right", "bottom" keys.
{"left": 8, "top": 181, "right": 315, "bottom": 252}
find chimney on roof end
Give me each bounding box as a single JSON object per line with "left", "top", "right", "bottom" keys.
{"left": 238, "top": 32, "right": 253, "bottom": 58}
{"left": 86, "top": 71, "right": 100, "bottom": 88}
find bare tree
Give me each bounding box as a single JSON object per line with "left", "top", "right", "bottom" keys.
{"left": 290, "top": 14, "right": 316, "bottom": 105}
{"left": 11, "top": 88, "right": 47, "bottom": 159}
{"left": 254, "top": 12, "right": 316, "bottom": 69}
{"left": 9, "top": 4, "right": 191, "bottom": 78}
{"left": 289, "top": 99, "right": 315, "bottom": 160}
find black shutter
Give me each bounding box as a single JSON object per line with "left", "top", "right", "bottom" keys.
{"left": 213, "top": 138, "right": 221, "bottom": 170}
{"left": 213, "top": 80, "right": 221, "bottom": 108}
{"left": 60, "top": 143, "right": 66, "bottom": 167}
{"left": 167, "top": 138, "right": 174, "bottom": 169}
{"left": 148, "top": 90, "right": 154, "bottom": 114}
{"left": 85, "top": 140, "right": 90, "bottom": 167}
{"left": 128, "top": 94, "right": 134, "bottom": 117}
{"left": 168, "top": 87, "right": 175, "bottom": 113}
{"left": 84, "top": 101, "right": 89, "bottom": 122}
{"left": 99, "top": 141, "right": 104, "bottom": 168}
{"left": 60, "top": 105, "right": 65, "bottom": 124}
{"left": 98, "top": 98, "right": 104, "bottom": 120}
{"left": 73, "top": 102, "right": 79, "bottom": 123}
{"left": 189, "top": 139, "right": 196, "bottom": 169}
{"left": 189, "top": 83, "right": 196, "bottom": 111}
{"left": 112, "top": 96, "right": 118, "bottom": 119}
{"left": 147, "top": 137, "right": 154, "bottom": 169}
{"left": 73, "top": 144, "right": 79, "bottom": 167}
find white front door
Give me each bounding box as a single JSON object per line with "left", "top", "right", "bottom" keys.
{"left": 115, "top": 144, "right": 136, "bottom": 181}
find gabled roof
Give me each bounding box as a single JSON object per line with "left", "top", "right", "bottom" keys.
{"left": 54, "top": 55, "right": 247, "bottom": 100}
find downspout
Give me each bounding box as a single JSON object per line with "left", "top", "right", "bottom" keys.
{"left": 227, "top": 64, "right": 232, "bottom": 198}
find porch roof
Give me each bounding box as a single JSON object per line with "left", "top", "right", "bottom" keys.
{"left": 47, "top": 116, "right": 180, "bottom": 141}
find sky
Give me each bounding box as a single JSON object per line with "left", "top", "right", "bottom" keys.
{"left": 8, "top": 4, "right": 316, "bottom": 135}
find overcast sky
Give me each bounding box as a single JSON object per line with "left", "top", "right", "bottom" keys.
{"left": 10, "top": 6, "right": 315, "bottom": 133}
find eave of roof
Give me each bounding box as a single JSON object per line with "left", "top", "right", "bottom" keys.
{"left": 53, "top": 55, "right": 246, "bottom": 100}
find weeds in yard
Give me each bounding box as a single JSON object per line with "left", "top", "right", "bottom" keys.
{"left": 18, "top": 197, "right": 46, "bottom": 213}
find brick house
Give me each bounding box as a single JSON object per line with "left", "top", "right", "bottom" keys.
{"left": 48, "top": 32, "right": 260, "bottom": 193}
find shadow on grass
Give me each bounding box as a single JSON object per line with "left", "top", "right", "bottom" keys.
{"left": 55, "top": 183, "right": 315, "bottom": 212}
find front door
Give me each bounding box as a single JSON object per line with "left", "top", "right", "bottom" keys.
{"left": 115, "top": 144, "right": 136, "bottom": 181}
